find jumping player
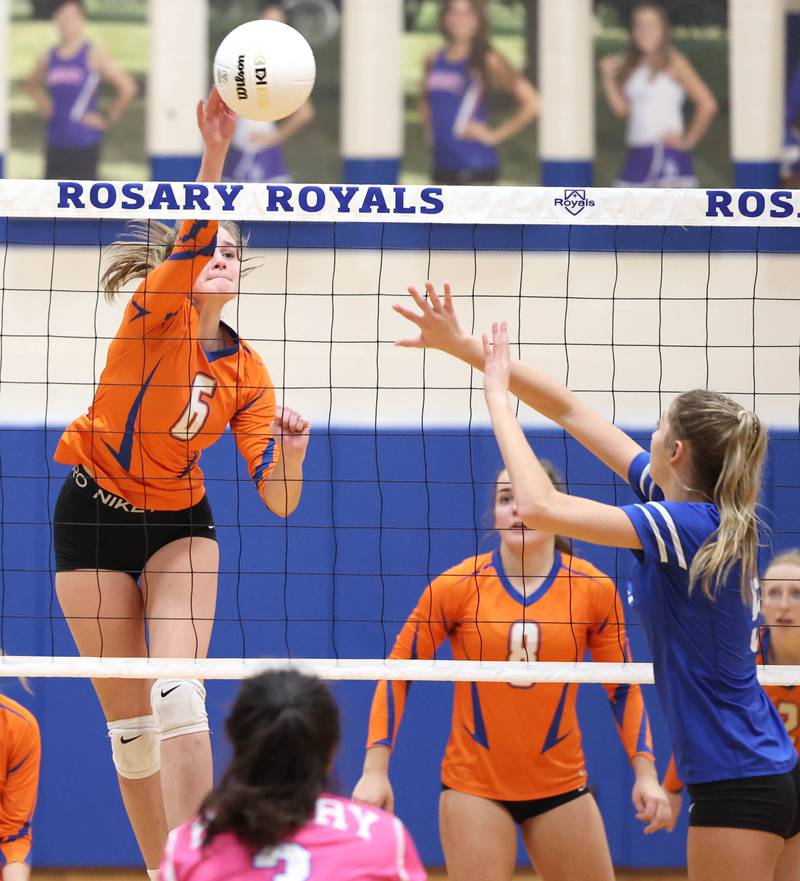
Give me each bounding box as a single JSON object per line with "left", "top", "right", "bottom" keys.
{"left": 161, "top": 670, "right": 427, "bottom": 881}
{"left": 421, "top": 0, "right": 538, "bottom": 185}
{"left": 353, "top": 463, "right": 670, "bottom": 881}
{"left": 0, "top": 693, "right": 40, "bottom": 881}
{"left": 392, "top": 281, "right": 797, "bottom": 881}
{"left": 53, "top": 87, "right": 310, "bottom": 879}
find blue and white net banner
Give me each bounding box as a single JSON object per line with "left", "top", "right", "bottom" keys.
{"left": 1, "top": 179, "right": 799, "bottom": 226}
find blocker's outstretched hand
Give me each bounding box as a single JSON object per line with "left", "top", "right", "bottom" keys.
{"left": 394, "top": 282, "right": 469, "bottom": 357}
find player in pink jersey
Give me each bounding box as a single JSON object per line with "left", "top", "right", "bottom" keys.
{"left": 161, "top": 670, "right": 427, "bottom": 881}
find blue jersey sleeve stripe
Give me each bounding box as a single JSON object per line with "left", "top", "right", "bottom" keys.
{"left": 639, "top": 462, "right": 651, "bottom": 499}
{"left": 635, "top": 504, "right": 668, "bottom": 563}
{"left": 610, "top": 683, "right": 629, "bottom": 728}
{"left": 650, "top": 502, "right": 688, "bottom": 570}
{"left": 168, "top": 239, "right": 217, "bottom": 261}
{"left": 636, "top": 709, "right": 651, "bottom": 754}
{"left": 253, "top": 438, "right": 277, "bottom": 486}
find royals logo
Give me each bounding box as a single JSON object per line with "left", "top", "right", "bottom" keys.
{"left": 554, "top": 188, "right": 595, "bottom": 216}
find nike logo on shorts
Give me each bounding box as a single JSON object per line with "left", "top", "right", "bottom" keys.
{"left": 160, "top": 684, "right": 181, "bottom": 698}
{"left": 120, "top": 734, "right": 142, "bottom": 744}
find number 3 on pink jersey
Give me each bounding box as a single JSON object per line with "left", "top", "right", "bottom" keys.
{"left": 254, "top": 843, "right": 311, "bottom": 879}
{"left": 171, "top": 373, "right": 217, "bottom": 441}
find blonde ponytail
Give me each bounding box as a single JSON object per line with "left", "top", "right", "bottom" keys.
{"left": 669, "top": 390, "right": 766, "bottom": 604}
{"left": 101, "top": 220, "right": 250, "bottom": 304}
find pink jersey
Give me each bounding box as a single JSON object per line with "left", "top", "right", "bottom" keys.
{"left": 161, "top": 794, "right": 427, "bottom": 881}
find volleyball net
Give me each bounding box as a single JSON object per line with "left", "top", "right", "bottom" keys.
{"left": 0, "top": 180, "right": 797, "bottom": 684}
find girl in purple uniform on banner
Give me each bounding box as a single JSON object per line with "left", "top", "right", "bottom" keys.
{"left": 599, "top": 2, "right": 717, "bottom": 188}
{"left": 222, "top": 3, "right": 315, "bottom": 184}
{"left": 421, "top": 0, "right": 538, "bottom": 185}
{"left": 26, "top": 0, "right": 137, "bottom": 181}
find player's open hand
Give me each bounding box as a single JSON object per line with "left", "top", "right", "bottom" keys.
{"left": 352, "top": 771, "right": 395, "bottom": 813}
{"left": 394, "top": 282, "right": 469, "bottom": 356}
{"left": 197, "top": 85, "right": 237, "bottom": 154}
{"left": 632, "top": 774, "right": 672, "bottom": 834}
{"left": 271, "top": 405, "right": 311, "bottom": 461}
{"left": 482, "top": 321, "right": 511, "bottom": 405}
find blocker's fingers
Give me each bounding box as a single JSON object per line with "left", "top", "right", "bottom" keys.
{"left": 443, "top": 282, "right": 453, "bottom": 310}
{"left": 426, "top": 281, "right": 443, "bottom": 311}
{"left": 407, "top": 286, "right": 433, "bottom": 314}
{"left": 392, "top": 304, "right": 424, "bottom": 326}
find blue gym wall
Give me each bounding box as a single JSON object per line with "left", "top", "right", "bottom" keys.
{"left": 2, "top": 424, "right": 797, "bottom": 870}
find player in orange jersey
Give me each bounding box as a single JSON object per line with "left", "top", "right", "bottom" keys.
{"left": 662, "top": 549, "right": 800, "bottom": 880}
{"left": 52, "top": 87, "right": 310, "bottom": 880}
{"left": 353, "top": 465, "right": 671, "bottom": 881}
{"left": 0, "top": 693, "right": 40, "bottom": 881}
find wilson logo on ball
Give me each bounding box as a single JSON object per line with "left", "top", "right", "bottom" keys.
{"left": 235, "top": 54, "right": 248, "bottom": 100}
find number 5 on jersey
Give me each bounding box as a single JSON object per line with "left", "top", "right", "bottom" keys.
{"left": 171, "top": 373, "right": 217, "bottom": 441}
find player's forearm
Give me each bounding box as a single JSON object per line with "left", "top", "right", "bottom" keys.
{"left": 631, "top": 753, "right": 658, "bottom": 780}
{"left": 456, "top": 333, "right": 577, "bottom": 425}
{"left": 601, "top": 77, "right": 628, "bottom": 118}
{"left": 362, "top": 744, "right": 392, "bottom": 774}
{"left": 198, "top": 147, "right": 228, "bottom": 183}
{"left": 277, "top": 101, "right": 315, "bottom": 142}
{"left": 107, "top": 79, "right": 137, "bottom": 125}
{"left": 684, "top": 100, "right": 717, "bottom": 149}
{"left": 261, "top": 454, "right": 304, "bottom": 517}
{"left": 485, "top": 392, "right": 560, "bottom": 526}
{"left": 492, "top": 94, "right": 538, "bottom": 145}
{"left": 26, "top": 83, "right": 50, "bottom": 116}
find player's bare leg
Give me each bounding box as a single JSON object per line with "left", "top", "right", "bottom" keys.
{"left": 56, "top": 570, "right": 168, "bottom": 870}
{"left": 144, "top": 536, "right": 219, "bottom": 830}
{"left": 438, "top": 789, "right": 517, "bottom": 881}
{"left": 775, "top": 831, "right": 800, "bottom": 881}
{"left": 688, "top": 827, "right": 783, "bottom": 881}
{"left": 520, "top": 792, "right": 615, "bottom": 881}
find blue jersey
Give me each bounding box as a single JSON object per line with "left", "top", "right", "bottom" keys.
{"left": 622, "top": 452, "right": 795, "bottom": 784}
{"left": 426, "top": 50, "right": 497, "bottom": 173}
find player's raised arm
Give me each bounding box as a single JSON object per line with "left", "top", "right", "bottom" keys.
{"left": 394, "top": 282, "right": 644, "bottom": 482}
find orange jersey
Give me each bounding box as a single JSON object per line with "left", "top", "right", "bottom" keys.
{"left": 55, "top": 219, "right": 278, "bottom": 510}
{"left": 367, "top": 550, "right": 654, "bottom": 801}
{"left": 663, "top": 644, "right": 800, "bottom": 792}
{"left": 0, "top": 694, "right": 40, "bottom": 866}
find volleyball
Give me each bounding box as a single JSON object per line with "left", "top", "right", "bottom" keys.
{"left": 213, "top": 20, "right": 316, "bottom": 122}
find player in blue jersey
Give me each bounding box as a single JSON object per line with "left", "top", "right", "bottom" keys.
{"left": 421, "top": 0, "right": 538, "bottom": 184}
{"left": 394, "top": 283, "right": 799, "bottom": 881}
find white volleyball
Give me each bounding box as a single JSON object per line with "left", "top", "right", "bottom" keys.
{"left": 213, "top": 19, "right": 316, "bottom": 122}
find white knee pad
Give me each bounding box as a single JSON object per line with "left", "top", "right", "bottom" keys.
{"left": 151, "top": 678, "right": 209, "bottom": 741}
{"left": 107, "top": 715, "right": 161, "bottom": 780}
